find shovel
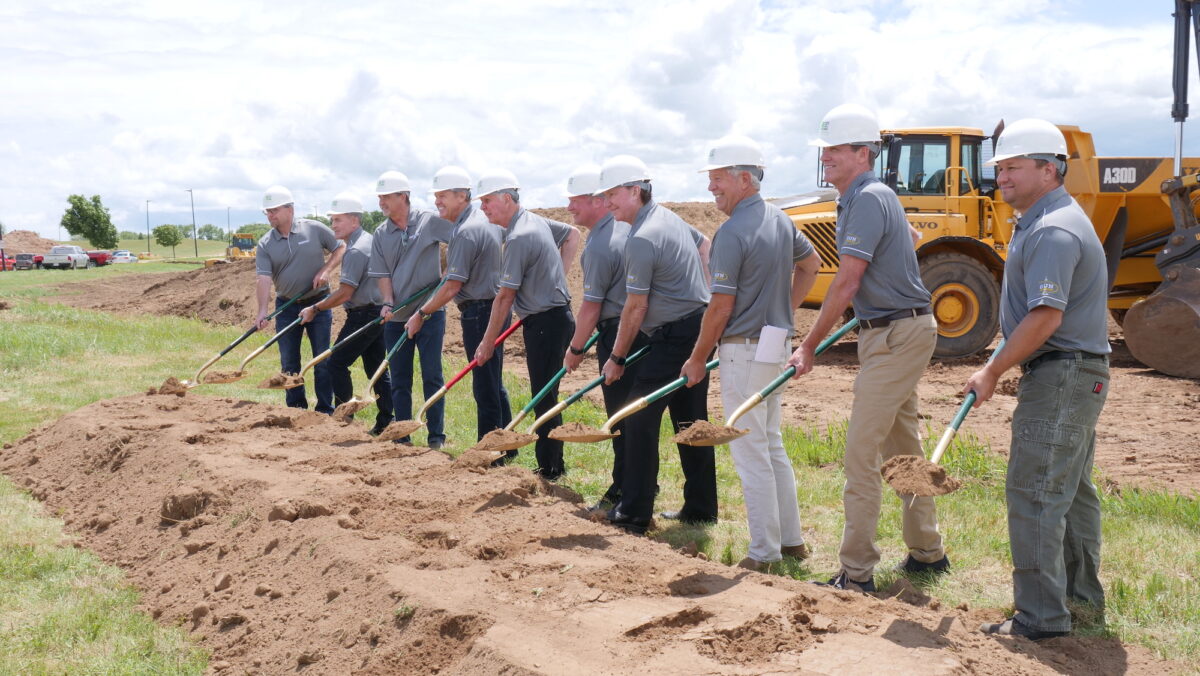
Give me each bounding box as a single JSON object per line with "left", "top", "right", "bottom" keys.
{"left": 181, "top": 291, "right": 306, "bottom": 387}
{"left": 471, "top": 331, "right": 601, "bottom": 453}
{"left": 265, "top": 284, "right": 436, "bottom": 391}
{"left": 384, "top": 318, "right": 524, "bottom": 439}
{"left": 524, "top": 344, "right": 652, "bottom": 435}
{"left": 332, "top": 327, "right": 411, "bottom": 422}
{"left": 674, "top": 318, "right": 859, "bottom": 446}
{"left": 550, "top": 358, "right": 719, "bottom": 443}
{"left": 884, "top": 338, "right": 1006, "bottom": 499}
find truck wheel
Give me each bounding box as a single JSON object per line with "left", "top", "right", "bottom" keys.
{"left": 86, "top": 259, "right": 95, "bottom": 269}
{"left": 920, "top": 252, "right": 1000, "bottom": 358}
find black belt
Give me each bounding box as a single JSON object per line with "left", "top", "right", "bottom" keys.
{"left": 1023, "top": 350, "right": 1107, "bottom": 373}
{"left": 858, "top": 306, "right": 931, "bottom": 330}
{"left": 280, "top": 295, "right": 325, "bottom": 308}
{"left": 456, "top": 298, "right": 493, "bottom": 311}
{"left": 597, "top": 317, "right": 621, "bottom": 333}
{"left": 347, "top": 304, "right": 382, "bottom": 313}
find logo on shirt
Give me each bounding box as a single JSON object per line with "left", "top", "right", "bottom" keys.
{"left": 845, "top": 234, "right": 861, "bottom": 246}
{"left": 626, "top": 273, "right": 642, "bottom": 285}
{"left": 1038, "top": 279, "right": 1061, "bottom": 297}
{"left": 713, "top": 271, "right": 729, "bottom": 283}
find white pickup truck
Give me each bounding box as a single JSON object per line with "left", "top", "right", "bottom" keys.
{"left": 42, "top": 245, "right": 93, "bottom": 270}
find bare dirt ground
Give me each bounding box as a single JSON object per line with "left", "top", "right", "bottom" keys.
{"left": 2, "top": 229, "right": 59, "bottom": 254}
{"left": 53, "top": 204, "right": 1200, "bottom": 495}
{"left": 0, "top": 393, "right": 1174, "bottom": 674}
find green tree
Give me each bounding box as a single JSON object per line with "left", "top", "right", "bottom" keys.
{"left": 197, "top": 224, "right": 224, "bottom": 240}
{"left": 307, "top": 214, "right": 331, "bottom": 226}
{"left": 362, "top": 210, "right": 386, "bottom": 233}
{"left": 118, "top": 230, "right": 143, "bottom": 240}
{"left": 153, "top": 224, "right": 183, "bottom": 258}
{"left": 60, "top": 195, "right": 119, "bottom": 249}
{"left": 173, "top": 224, "right": 193, "bottom": 241}
{"left": 239, "top": 223, "right": 271, "bottom": 239}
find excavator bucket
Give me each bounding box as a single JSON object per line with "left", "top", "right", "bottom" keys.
{"left": 1124, "top": 265, "right": 1200, "bottom": 378}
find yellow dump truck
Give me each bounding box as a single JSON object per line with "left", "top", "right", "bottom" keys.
{"left": 775, "top": 125, "right": 1200, "bottom": 362}
{"left": 205, "top": 233, "right": 258, "bottom": 267}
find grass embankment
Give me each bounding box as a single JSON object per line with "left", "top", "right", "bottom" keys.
{"left": 0, "top": 265, "right": 1198, "bottom": 669}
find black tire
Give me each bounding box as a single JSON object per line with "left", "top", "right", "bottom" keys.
{"left": 86, "top": 259, "right": 95, "bottom": 269}
{"left": 919, "top": 252, "right": 1000, "bottom": 358}
{"left": 1109, "top": 308, "right": 1126, "bottom": 328}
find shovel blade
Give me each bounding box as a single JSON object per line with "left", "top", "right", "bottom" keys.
{"left": 672, "top": 421, "right": 748, "bottom": 447}
{"left": 881, "top": 455, "right": 962, "bottom": 497}
{"left": 377, "top": 420, "right": 424, "bottom": 441}
{"left": 201, "top": 370, "right": 246, "bottom": 385}
{"left": 471, "top": 428, "right": 538, "bottom": 453}
{"left": 548, "top": 423, "right": 619, "bottom": 443}
{"left": 332, "top": 398, "right": 371, "bottom": 423}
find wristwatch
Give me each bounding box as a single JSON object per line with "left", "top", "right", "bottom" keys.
{"left": 611, "top": 354, "right": 628, "bottom": 366}
{"left": 419, "top": 308, "right": 433, "bottom": 321}
{"left": 568, "top": 344, "right": 587, "bottom": 356}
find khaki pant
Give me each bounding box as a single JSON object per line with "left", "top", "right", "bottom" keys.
{"left": 719, "top": 342, "right": 804, "bottom": 563}
{"left": 840, "top": 314, "right": 943, "bottom": 580}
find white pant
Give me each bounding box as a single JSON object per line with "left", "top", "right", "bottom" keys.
{"left": 719, "top": 342, "right": 804, "bottom": 563}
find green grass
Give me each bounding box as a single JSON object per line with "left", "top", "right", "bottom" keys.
{"left": 1, "top": 268, "right": 1199, "bottom": 669}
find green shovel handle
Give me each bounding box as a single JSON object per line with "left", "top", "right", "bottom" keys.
{"left": 519, "top": 331, "right": 601, "bottom": 416}
{"left": 756, "top": 317, "right": 860, "bottom": 400}
{"left": 643, "top": 358, "right": 719, "bottom": 405}
{"left": 560, "top": 344, "right": 651, "bottom": 407}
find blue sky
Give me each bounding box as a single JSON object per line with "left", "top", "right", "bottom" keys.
{"left": 0, "top": 0, "right": 1192, "bottom": 239}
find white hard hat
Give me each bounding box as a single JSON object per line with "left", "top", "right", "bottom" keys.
{"left": 810, "top": 103, "right": 882, "bottom": 147}
{"left": 262, "top": 185, "right": 294, "bottom": 210}
{"left": 476, "top": 169, "right": 520, "bottom": 198}
{"left": 701, "top": 134, "right": 765, "bottom": 171}
{"left": 985, "top": 118, "right": 1068, "bottom": 166}
{"left": 565, "top": 163, "right": 603, "bottom": 198}
{"left": 375, "top": 171, "right": 411, "bottom": 196}
{"left": 430, "top": 165, "right": 472, "bottom": 193}
{"left": 595, "top": 155, "right": 651, "bottom": 194}
{"left": 327, "top": 191, "right": 363, "bottom": 215}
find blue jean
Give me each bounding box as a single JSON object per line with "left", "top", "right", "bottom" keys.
{"left": 460, "top": 299, "right": 512, "bottom": 441}
{"left": 383, "top": 311, "right": 445, "bottom": 444}
{"left": 1009, "top": 354, "right": 1109, "bottom": 632}
{"left": 329, "top": 306, "right": 393, "bottom": 429}
{"left": 275, "top": 298, "right": 333, "bottom": 414}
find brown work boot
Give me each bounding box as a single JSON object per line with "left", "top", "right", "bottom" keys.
{"left": 781, "top": 543, "right": 811, "bottom": 560}
{"left": 736, "top": 557, "right": 773, "bottom": 573}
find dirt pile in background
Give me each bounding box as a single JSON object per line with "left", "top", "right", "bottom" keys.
{"left": 0, "top": 393, "right": 1172, "bottom": 674}
{"left": 2, "top": 229, "right": 60, "bottom": 254}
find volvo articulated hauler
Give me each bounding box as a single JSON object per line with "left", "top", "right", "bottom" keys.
{"left": 774, "top": 124, "right": 1200, "bottom": 376}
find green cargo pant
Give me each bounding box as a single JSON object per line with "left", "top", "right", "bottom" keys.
{"left": 1008, "top": 354, "right": 1109, "bottom": 632}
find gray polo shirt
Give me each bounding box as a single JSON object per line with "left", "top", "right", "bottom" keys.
{"left": 367, "top": 209, "right": 454, "bottom": 321}
{"left": 581, "top": 213, "right": 631, "bottom": 322}
{"left": 338, "top": 228, "right": 383, "bottom": 309}
{"left": 1002, "top": 185, "right": 1111, "bottom": 358}
{"left": 625, "top": 200, "right": 711, "bottom": 334}
{"left": 711, "top": 193, "right": 815, "bottom": 339}
{"left": 836, "top": 171, "right": 930, "bottom": 321}
{"left": 499, "top": 208, "right": 573, "bottom": 319}
{"left": 445, "top": 204, "right": 503, "bottom": 303}
{"left": 255, "top": 218, "right": 343, "bottom": 301}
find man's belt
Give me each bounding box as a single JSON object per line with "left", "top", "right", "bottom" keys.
{"left": 596, "top": 317, "right": 621, "bottom": 333}
{"left": 280, "top": 294, "right": 326, "bottom": 308}
{"left": 1023, "top": 350, "right": 1108, "bottom": 373}
{"left": 857, "top": 306, "right": 932, "bottom": 330}
{"left": 456, "top": 298, "right": 493, "bottom": 311}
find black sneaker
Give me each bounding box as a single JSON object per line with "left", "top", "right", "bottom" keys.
{"left": 608, "top": 510, "right": 652, "bottom": 535}
{"left": 817, "top": 570, "right": 875, "bottom": 593}
{"left": 369, "top": 421, "right": 391, "bottom": 436}
{"left": 429, "top": 439, "right": 445, "bottom": 450}
{"left": 658, "top": 510, "right": 718, "bottom": 525}
{"left": 979, "top": 617, "right": 1068, "bottom": 641}
{"left": 490, "top": 450, "right": 517, "bottom": 467}
{"left": 897, "top": 554, "right": 951, "bottom": 576}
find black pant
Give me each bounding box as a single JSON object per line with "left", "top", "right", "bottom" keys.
{"left": 616, "top": 311, "right": 717, "bottom": 522}
{"left": 460, "top": 298, "right": 513, "bottom": 440}
{"left": 328, "top": 306, "right": 393, "bottom": 429}
{"left": 522, "top": 304, "right": 575, "bottom": 479}
{"left": 596, "top": 319, "right": 650, "bottom": 503}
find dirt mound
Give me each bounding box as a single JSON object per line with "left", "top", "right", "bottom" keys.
{"left": 0, "top": 394, "right": 1172, "bottom": 674}
{"left": 2, "top": 229, "right": 59, "bottom": 254}
{"left": 881, "top": 455, "right": 962, "bottom": 496}
{"left": 674, "top": 420, "right": 747, "bottom": 446}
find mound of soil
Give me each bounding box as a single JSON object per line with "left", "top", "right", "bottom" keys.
{"left": 881, "top": 455, "right": 962, "bottom": 497}
{"left": 673, "top": 420, "right": 747, "bottom": 446}
{"left": 549, "top": 422, "right": 616, "bottom": 442}
{"left": 0, "top": 394, "right": 1172, "bottom": 674}
{"left": 473, "top": 428, "right": 537, "bottom": 452}
{"left": 2, "top": 229, "right": 59, "bottom": 254}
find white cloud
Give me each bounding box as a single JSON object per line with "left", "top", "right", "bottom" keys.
{"left": 0, "top": 0, "right": 1193, "bottom": 238}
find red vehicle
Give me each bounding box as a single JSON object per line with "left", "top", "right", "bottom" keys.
{"left": 87, "top": 250, "right": 112, "bottom": 266}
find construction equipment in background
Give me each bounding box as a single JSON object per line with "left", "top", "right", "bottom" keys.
{"left": 205, "top": 233, "right": 258, "bottom": 267}
{"left": 776, "top": 124, "right": 1200, "bottom": 368}
{"left": 1120, "top": 0, "right": 1200, "bottom": 378}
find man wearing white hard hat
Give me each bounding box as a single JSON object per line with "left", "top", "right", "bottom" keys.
{"left": 368, "top": 171, "right": 455, "bottom": 448}
{"left": 561, "top": 163, "right": 643, "bottom": 511}
{"left": 474, "top": 169, "right": 580, "bottom": 478}
{"left": 964, "top": 119, "right": 1109, "bottom": 641}
{"left": 680, "top": 135, "right": 822, "bottom": 571}
{"left": 405, "top": 166, "right": 513, "bottom": 441}
{"left": 786, "top": 104, "right": 946, "bottom": 592}
{"left": 254, "top": 185, "right": 345, "bottom": 413}
{"left": 597, "top": 155, "right": 718, "bottom": 535}
{"left": 298, "top": 192, "right": 393, "bottom": 434}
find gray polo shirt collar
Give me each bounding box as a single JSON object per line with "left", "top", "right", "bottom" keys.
{"left": 502, "top": 208, "right": 526, "bottom": 243}
{"left": 630, "top": 200, "right": 656, "bottom": 233}
{"left": 837, "top": 170, "right": 876, "bottom": 209}
{"left": 1015, "top": 186, "right": 1071, "bottom": 232}
{"left": 344, "top": 226, "right": 363, "bottom": 248}
{"left": 456, "top": 204, "right": 477, "bottom": 227}
{"left": 730, "top": 192, "right": 764, "bottom": 217}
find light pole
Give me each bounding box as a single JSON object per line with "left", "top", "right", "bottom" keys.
{"left": 145, "top": 200, "right": 152, "bottom": 254}
{"left": 186, "top": 189, "right": 198, "bottom": 258}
